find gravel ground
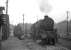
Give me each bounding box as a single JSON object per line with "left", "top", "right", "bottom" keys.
{"left": 1, "top": 36, "right": 70, "bottom": 50}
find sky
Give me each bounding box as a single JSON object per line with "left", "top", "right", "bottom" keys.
{"left": 0, "top": 0, "right": 71, "bottom": 25}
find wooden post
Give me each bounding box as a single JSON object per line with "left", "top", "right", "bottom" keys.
{"left": 23, "top": 14, "right": 25, "bottom": 36}
{"left": 6, "top": 0, "right": 8, "bottom": 14}
{"left": 66, "top": 11, "right": 69, "bottom": 35}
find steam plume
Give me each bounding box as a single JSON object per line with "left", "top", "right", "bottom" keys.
{"left": 39, "top": 0, "right": 52, "bottom": 13}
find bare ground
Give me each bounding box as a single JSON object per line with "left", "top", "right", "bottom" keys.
{"left": 1, "top": 36, "right": 70, "bottom": 50}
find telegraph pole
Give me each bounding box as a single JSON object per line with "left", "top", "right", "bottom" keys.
{"left": 23, "top": 14, "right": 25, "bottom": 33}
{"left": 23, "top": 14, "right": 24, "bottom": 25}
{"left": 66, "top": 11, "right": 69, "bottom": 35}
{"left": 6, "top": 0, "right": 8, "bottom": 14}
{"left": 37, "top": 16, "right": 38, "bottom": 22}
{"left": 23, "top": 14, "right": 26, "bottom": 36}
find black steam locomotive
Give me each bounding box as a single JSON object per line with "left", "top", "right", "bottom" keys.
{"left": 31, "top": 15, "right": 57, "bottom": 45}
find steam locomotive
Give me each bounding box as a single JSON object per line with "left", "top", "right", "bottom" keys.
{"left": 31, "top": 15, "right": 58, "bottom": 45}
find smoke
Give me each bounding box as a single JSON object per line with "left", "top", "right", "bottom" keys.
{"left": 39, "top": 0, "right": 52, "bottom": 13}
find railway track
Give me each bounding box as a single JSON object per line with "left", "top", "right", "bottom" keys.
{"left": 1, "top": 36, "right": 70, "bottom": 50}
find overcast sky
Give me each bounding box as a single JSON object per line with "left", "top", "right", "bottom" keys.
{"left": 0, "top": 0, "right": 71, "bottom": 25}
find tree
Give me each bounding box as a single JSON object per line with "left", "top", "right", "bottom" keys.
{"left": 13, "top": 24, "right": 24, "bottom": 39}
